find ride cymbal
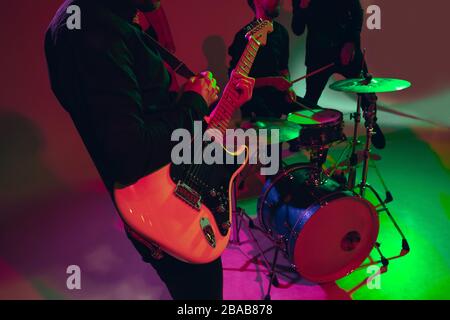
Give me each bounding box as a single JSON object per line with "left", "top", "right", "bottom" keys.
{"left": 329, "top": 77, "right": 411, "bottom": 94}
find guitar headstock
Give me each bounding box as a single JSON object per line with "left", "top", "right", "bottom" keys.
{"left": 245, "top": 19, "right": 274, "bottom": 47}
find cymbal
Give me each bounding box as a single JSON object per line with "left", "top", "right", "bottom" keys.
{"left": 329, "top": 77, "right": 411, "bottom": 93}
{"left": 239, "top": 117, "right": 301, "bottom": 144}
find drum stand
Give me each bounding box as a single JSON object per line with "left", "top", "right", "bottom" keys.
{"left": 347, "top": 93, "right": 390, "bottom": 199}
{"left": 347, "top": 95, "right": 363, "bottom": 190}
{"left": 308, "top": 146, "right": 329, "bottom": 185}
{"left": 229, "top": 102, "right": 411, "bottom": 298}
{"left": 345, "top": 93, "right": 410, "bottom": 274}
{"left": 230, "top": 177, "right": 296, "bottom": 300}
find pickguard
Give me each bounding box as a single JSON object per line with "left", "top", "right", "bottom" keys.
{"left": 169, "top": 142, "right": 242, "bottom": 236}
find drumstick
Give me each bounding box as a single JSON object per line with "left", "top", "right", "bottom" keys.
{"left": 290, "top": 63, "right": 335, "bottom": 85}
{"left": 292, "top": 100, "right": 315, "bottom": 112}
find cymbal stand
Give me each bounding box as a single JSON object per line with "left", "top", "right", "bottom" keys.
{"left": 348, "top": 49, "right": 368, "bottom": 189}
{"left": 363, "top": 183, "right": 410, "bottom": 252}
{"left": 369, "top": 157, "right": 394, "bottom": 204}
{"left": 341, "top": 90, "right": 410, "bottom": 272}
{"left": 356, "top": 94, "right": 410, "bottom": 260}
{"left": 347, "top": 95, "right": 362, "bottom": 190}
{"left": 359, "top": 93, "right": 378, "bottom": 197}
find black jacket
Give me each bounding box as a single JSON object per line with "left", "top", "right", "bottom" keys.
{"left": 45, "top": 0, "right": 208, "bottom": 191}
{"left": 292, "top": 0, "right": 364, "bottom": 66}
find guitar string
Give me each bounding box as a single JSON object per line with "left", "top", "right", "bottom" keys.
{"left": 183, "top": 106, "right": 229, "bottom": 186}
{"left": 185, "top": 105, "right": 231, "bottom": 187}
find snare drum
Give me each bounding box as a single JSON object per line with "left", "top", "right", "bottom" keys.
{"left": 257, "top": 164, "right": 379, "bottom": 283}
{"left": 287, "top": 108, "right": 345, "bottom": 147}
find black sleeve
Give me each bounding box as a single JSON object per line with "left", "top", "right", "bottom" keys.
{"left": 291, "top": 0, "right": 308, "bottom": 36}
{"left": 78, "top": 35, "right": 208, "bottom": 185}
{"left": 279, "top": 24, "right": 290, "bottom": 72}
{"left": 228, "top": 29, "right": 246, "bottom": 76}
{"left": 345, "top": 0, "right": 364, "bottom": 45}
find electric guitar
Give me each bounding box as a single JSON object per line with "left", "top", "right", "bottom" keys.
{"left": 114, "top": 20, "right": 273, "bottom": 263}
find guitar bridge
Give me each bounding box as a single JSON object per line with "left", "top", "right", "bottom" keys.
{"left": 174, "top": 181, "right": 202, "bottom": 211}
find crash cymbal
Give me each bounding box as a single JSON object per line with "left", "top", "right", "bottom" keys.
{"left": 329, "top": 77, "right": 411, "bottom": 94}
{"left": 239, "top": 117, "right": 301, "bottom": 144}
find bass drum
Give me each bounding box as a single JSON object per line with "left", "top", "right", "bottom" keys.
{"left": 258, "top": 164, "right": 379, "bottom": 283}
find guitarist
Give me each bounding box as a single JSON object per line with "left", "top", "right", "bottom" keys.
{"left": 45, "top": 0, "right": 254, "bottom": 300}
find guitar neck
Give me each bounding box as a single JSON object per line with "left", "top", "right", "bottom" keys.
{"left": 207, "top": 36, "right": 262, "bottom": 134}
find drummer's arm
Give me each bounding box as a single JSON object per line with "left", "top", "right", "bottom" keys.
{"left": 254, "top": 76, "right": 287, "bottom": 89}
{"left": 251, "top": 70, "right": 292, "bottom": 93}
{"left": 280, "top": 69, "right": 297, "bottom": 103}
{"left": 253, "top": 74, "right": 291, "bottom": 92}
{"left": 254, "top": 27, "right": 293, "bottom": 92}
{"left": 280, "top": 29, "right": 296, "bottom": 101}
{"left": 280, "top": 69, "right": 291, "bottom": 82}
{"left": 279, "top": 27, "right": 292, "bottom": 85}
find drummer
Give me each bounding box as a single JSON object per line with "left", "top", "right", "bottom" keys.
{"left": 291, "top": 0, "right": 385, "bottom": 149}
{"left": 229, "top": 0, "right": 310, "bottom": 121}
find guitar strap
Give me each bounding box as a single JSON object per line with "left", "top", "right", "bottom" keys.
{"left": 141, "top": 30, "right": 196, "bottom": 79}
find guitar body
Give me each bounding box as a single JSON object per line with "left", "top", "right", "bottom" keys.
{"left": 114, "top": 144, "right": 248, "bottom": 263}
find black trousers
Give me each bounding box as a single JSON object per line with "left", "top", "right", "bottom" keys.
{"left": 304, "top": 55, "right": 372, "bottom": 107}
{"left": 127, "top": 232, "right": 223, "bottom": 300}
{"left": 303, "top": 55, "right": 386, "bottom": 149}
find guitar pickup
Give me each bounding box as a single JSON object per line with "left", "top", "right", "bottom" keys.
{"left": 174, "top": 181, "right": 202, "bottom": 211}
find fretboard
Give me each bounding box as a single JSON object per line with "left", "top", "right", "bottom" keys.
{"left": 207, "top": 36, "right": 261, "bottom": 134}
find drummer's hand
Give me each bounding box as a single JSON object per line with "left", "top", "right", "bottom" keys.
{"left": 286, "top": 87, "right": 297, "bottom": 103}
{"left": 340, "top": 42, "right": 355, "bottom": 66}
{"left": 268, "top": 76, "right": 292, "bottom": 92}
{"left": 229, "top": 70, "right": 255, "bottom": 108}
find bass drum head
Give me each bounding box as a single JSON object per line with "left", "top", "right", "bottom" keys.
{"left": 292, "top": 196, "right": 379, "bottom": 283}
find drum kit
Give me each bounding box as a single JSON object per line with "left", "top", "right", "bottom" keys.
{"left": 230, "top": 76, "right": 412, "bottom": 300}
